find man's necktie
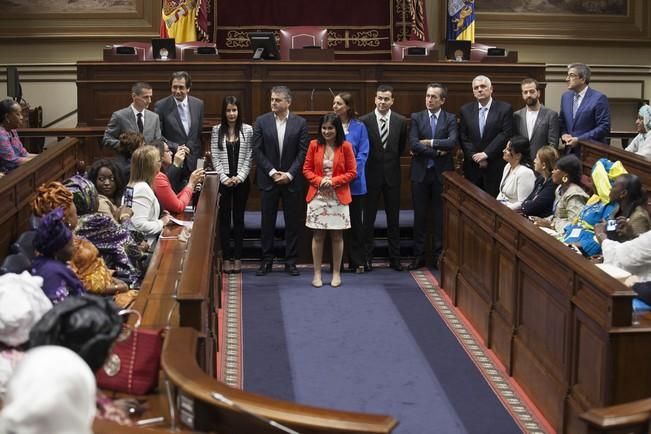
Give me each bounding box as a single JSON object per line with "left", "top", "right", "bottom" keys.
{"left": 178, "top": 103, "right": 190, "bottom": 135}
{"left": 136, "top": 112, "right": 144, "bottom": 133}
{"left": 380, "top": 117, "right": 388, "bottom": 149}
{"left": 479, "top": 107, "right": 487, "bottom": 138}
{"left": 572, "top": 93, "right": 580, "bottom": 119}
{"left": 428, "top": 114, "right": 437, "bottom": 169}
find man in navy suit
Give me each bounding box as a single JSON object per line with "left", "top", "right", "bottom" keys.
{"left": 459, "top": 75, "right": 513, "bottom": 197}
{"left": 253, "top": 86, "right": 309, "bottom": 276}
{"left": 154, "top": 71, "right": 204, "bottom": 175}
{"left": 408, "top": 83, "right": 458, "bottom": 270}
{"left": 559, "top": 63, "right": 610, "bottom": 153}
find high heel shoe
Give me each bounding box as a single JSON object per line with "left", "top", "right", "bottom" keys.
{"left": 330, "top": 276, "right": 342, "bottom": 288}
{"left": 311, "top": 277, "right": 323, "bottom": 288}
{"left": 233, "top": 259, "right": 242, "bottom": 274}
{"left": 223, "top": 260, "right": 233, "bottom": 274}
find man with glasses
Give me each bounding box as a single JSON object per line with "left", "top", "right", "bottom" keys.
{"left": 559, "top": 63, "right": 610, "bottom": 154}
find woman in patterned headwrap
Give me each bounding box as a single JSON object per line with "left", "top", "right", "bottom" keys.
{"left": 31, "top": 208, "right": 86, "bottom": 304}
{"left": 31, "top": 181, "right": 129, "bottom": 297}
{"left": 625, "top": 104, "right": 651, "bottom": 159}
{"left": 64, "top": 175, "right": 143, "bottom": 288}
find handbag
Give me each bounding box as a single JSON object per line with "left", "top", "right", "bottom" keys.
{"left": 96, "top": 309, "right": 163, "bottom": 395}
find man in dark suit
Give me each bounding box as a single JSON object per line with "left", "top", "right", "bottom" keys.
{"left": 102, "top": 82, "right": 161, "bottom": 150}
{"left": 559, "top": 63, "right": 610, "bottom": 153}
{"left": 360, "top": 85, "right": 408, "bottom": 272}
{"left": 408, "top": 83, "right": 458, "bottom": 270}
{"left": 459, "top": 75, "right": 513, "bottom": 197}
{"left": 253, "top": 86, "right": 309, "bottom": 276}
{"left": 154, "top": 71, "right": 204, "bottom": 174}
{"left": 513, "top": 78, "right": 559, "bottom": 159}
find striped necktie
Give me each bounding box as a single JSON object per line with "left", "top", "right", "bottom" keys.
{"left": 380, "top": 117, "right": 388, "bottom": 149}
{"left": 572, "top": 93, "right": 580, "bottom": 119}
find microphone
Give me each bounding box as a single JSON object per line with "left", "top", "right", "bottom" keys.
{"left": 310, "top": 88, "right": 316, "bottom": 111}
{"left": 328, "top": 87, "right": 335, "bottom": 98}
{"left": 211, "top": 392, "right": 301, "bottom": 434}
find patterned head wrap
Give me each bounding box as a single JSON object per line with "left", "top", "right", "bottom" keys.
{"left": 638, "top": 104, "right": 651, "bottom": 133}
{"left": 31, "top": 181, "right": 73, "bottom": 217}
{"left": 0, "top": 272, "right": 52, "bottom": 347}
{"left": 64, "top": 175, "right": 99, "bottom": 216}
{"left": 33, "top": 208, "right": 72, "bottom": 257}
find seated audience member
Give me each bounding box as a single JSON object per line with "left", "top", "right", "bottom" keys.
{"left": 28, "top": 295, "right": 132, "bottom": 426}
{"left": 154, "top": 138, "right": 188, "bottom": 193}
{"left": 114, "top": 131, "right": 145, "bottom": 182}
{"left": 153, "top": 140, "right": 204, "bottom": 214}
{"left": 521, "top": 146, "right": 559, "bottom": 218}
{"left": 0, "top": 346, "right": 96, "bottom": 434}
{"left": 87, "top": 158, "right": 127, "bottom": 220}
{"left": 126, "top": 145, "right": 170, "bottom": 246}
{"left": 531, "top": 155, "right": 589, "bottom": 233}
{"left": 31, "top": 208, "right": 86, "bottom": 304}
{"left": 0, "top": 98, "right": 36, "bottom": 173}
{"left": 496, "top": 136, "right": 536, "bottom": 211}
{"left": 31, "top": 180, "right": 130, "bottom": 297}
{"left": 604, "top": 173, "right": 650, "bottom": 242}
{"left": 0, "top": 272, "right": 52, "bottom": 398}
{"left": 562, "top": 158, "right": 626, "bottom": 256}
{"left": 64, "top": 175, "right": 142, "bottom": 289}
{"left": 595, "top": 226, "right": 651, "bottom": 282}
{"left": 625, "top": 104, "right": 651, "bottom": 159}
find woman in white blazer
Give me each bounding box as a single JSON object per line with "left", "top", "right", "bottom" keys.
{"left": 210, "top": 96, "right": 253, "bottom": 274}
{"left": 125, "top": 145, "right": 170, "bottom": 247}
{"left": 496, "top": 136, "right": 536, "bottom": 211}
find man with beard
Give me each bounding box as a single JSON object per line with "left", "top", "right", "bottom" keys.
{"left": 513, "top": 78, "right": 559, "bottom": 159}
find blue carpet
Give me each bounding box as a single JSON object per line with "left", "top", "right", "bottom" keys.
{"left": 242, "top": 268, "right": 522, "bottom": 434}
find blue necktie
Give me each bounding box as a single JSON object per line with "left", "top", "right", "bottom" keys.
{"left": 427, "top": 113, "right": 437, "bottom": 169}
{"left": 572, "top": 93, "right": 580, "bottom": 119}
{"left": 178, "top": 103, "right": 190, "bottom": 135}
{"left": 479, "top": 107, "right": 487, "bottom": 138}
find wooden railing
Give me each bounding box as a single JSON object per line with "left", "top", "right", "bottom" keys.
{"left": 441, "top": 171, "right": 651, "bottom": 434}
{"left": 580, "top": 398, "right": 651, "bottom": 434}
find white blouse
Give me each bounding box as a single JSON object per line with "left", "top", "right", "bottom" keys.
{"left": 496, "top": 163, "right": 536, "bottom": 211}
{"left": 602, "top": 230, "right": 651, "bottom": 282}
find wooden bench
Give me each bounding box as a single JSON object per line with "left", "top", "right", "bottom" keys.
{"left": 441, "top": 171, "right": 651, "bottom": 434}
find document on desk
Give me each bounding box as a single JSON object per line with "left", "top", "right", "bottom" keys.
{"left": 169, "top": 216, "right": 193, "bottom": 228}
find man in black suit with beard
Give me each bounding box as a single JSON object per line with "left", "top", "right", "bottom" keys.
{"left": 459, "top": 75, "right": 513, "bottom": 197}
{"left": 408, "top": 83, "right": 458, "bottom": 270}
{"left": 252, "top": 86, "right": 309, "bottom": 276}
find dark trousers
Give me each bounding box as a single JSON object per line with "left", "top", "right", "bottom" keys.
{"left": 464, "top": 158, "right": 505, "bottom": 198}
{"left": 364, "top": 182, "right": 401, "bottom": 261}
{"left": 260, "top": 185, "right": 303, "bottom": 264}
{"left": 219, "top": 180, "right": 250, "bottom": 260}
{"left": 411, "top": 169, "right": 444, "bottom": 260}
{"left": 344, "top": 194, "right": 366, "bottom": 268}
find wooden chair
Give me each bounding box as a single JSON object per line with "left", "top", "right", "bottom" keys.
{"left": 279, "top": 26, "right": 328, "bottom": 60}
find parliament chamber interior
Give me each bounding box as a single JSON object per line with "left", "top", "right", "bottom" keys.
{"left": 1, "top": 1, "right": 651, "bottom": 433}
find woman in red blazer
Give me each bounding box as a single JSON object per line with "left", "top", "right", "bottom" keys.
{"left": 303, "top": 113, "right": 357, "bottom": 288}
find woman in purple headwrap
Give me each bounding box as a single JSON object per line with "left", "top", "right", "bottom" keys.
{"left": 31, "top": 208, "right": 86, "bottom": 304}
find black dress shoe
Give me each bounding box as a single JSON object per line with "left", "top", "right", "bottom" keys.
{"left": 256, "top": 262, "right": 272, "bottom": 276}
{"left": 285, "top": 263, "right": 300, "bottom": 276}
{"left": 364, "top": 261, "right": 373, "bottom": 272}
{"left": 389, "top": 260, "right": 403, "bottom": 271}
{"left": 407, "top": 257, "right": 426, "bottom": 271}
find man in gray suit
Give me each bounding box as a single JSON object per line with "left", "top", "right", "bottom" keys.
{"left": 102, "top": 82, "right": 162, "bottom": 150}
{"left": 513, "top": 78, "right": 559, "bottom": 159}
{"left": 154, "top": 71, "right": 204, "bottom": 173}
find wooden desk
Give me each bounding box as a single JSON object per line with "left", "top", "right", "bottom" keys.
{"left": 0, "top": 137, "right": 81, "bottom": 258}
{"left": 581, "top": 140, "right": 651, "bottom": 192}
{"left": 441, "top": 171, "right": 651, "bottom": 434}
{"left": 76, "top": 60, "right": 545, "bottom": 130}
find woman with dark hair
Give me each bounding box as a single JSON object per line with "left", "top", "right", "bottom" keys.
{"left": 114, "top": 131, "right": 145, "bottom": 181}
{"left": 87, "top": 158, "right": 127, "bottom": 219}
{"left": 496, "top": 136, "right": 536, "bottom": 211}
{"left": 531, "top": 154, "right": 589, "bottom": 233}
{"left": 303, "top": 113, "right": 357, "bottom": 288}
{"left": 210, "top": 96, "right": 253, "bottom": 274}
{"left": 0, "top": 98, "right": 36, "bottom": 173}
{"left": 153, "top": 140, "right": 204, "bottom": 214}
{"left": 332, "top": 92, "right": 369, "bottom": 273}
{"left": 521, "top": 145, "right": 559, "bottom": 218}
{"left": 604, "top": 173, "right": 650, "bottom": 242}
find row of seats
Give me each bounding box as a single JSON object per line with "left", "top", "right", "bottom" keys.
{"left": 105, "top": 27, "right": 499, "bottom": 62}
{"left": 1, "top": 224, "right": 38, "bottom": 275}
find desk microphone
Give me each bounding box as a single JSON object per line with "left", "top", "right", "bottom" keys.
{"left": 211, "top": 392, "right": 301, "bottom": 434}
{"left": 310, "top": 88, "right": 316, "bottom": 111}
{"left": 328, "top": 87, "right": 335, "bottom": 98}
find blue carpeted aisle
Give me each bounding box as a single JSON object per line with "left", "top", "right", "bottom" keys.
{"left": 242, "top": 268, "right": 523, "bottom": 434}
